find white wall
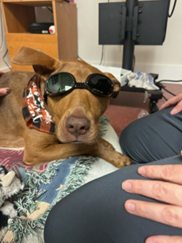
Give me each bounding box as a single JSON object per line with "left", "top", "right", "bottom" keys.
{"left": 74, "top": 0, "right": 182, "bottom": 80}
{"left": 0, "top": 1, "right": 182, "bottom": 81}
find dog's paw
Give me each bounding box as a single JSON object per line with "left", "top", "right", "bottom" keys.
{"left": 111, "top": 153, "right": 132, "bottom": 168}
{"left": 97, "top": 138, "right": 132, "bottom": 168}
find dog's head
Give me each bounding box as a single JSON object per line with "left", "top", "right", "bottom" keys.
{"left": 12, "top": 46, "right": 121, "bottom": 145}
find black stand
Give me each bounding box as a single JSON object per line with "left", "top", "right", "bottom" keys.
{"left": 120, "top": 86, "right": 163, "bottom": 113}
{"left": 121, "top": 0, "right": 162, "bottom": 113}
{"left": 122, "top": 0, "right": 138, "bottom": 71}
{"left": 99, "top": 0, "right": 170, "bottom": 113}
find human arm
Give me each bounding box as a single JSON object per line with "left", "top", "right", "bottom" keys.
{"left": 160, "top": 92, "right": 182, "bottom": 115}
{"left": 0, "top": 88, "right": 11, "bottom": 96}
{"left": 122, "top": 164, "right": 182, "bottom": 243}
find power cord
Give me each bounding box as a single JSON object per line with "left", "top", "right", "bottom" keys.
{"left": 46, "top": 6, "right": 53, "bottom": 13}
{"left": 0, "top": 7, "right": 4, "bottom": 49}
{"left": 168, "top": 0, "right": 177, "bottom": 17}
{"left": 162, "top": 86, "right": 176, "bottom": 97}
{"left": 156, "top": 80, "right": 179, "bottom": 101}
{"left": 3, "top": 49, "right": 11, "bottom": 70}
{"left": 99, "top": 45, "right": 104, "bottom": 65}
{"left": 162, "top": 95, "right": 168, "bottom": 101}
{"left": 157, "top": 79, "right": 182, "bottom": 83}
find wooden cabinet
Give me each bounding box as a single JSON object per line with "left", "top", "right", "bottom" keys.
{"left": 1, "top": 0, "right": 78, "bottom": 71}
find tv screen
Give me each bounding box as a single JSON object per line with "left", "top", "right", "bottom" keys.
{"left": 99, "top": 0, "right": 170, "bottom": 45}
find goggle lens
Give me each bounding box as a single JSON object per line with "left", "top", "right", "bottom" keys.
{"left": 45, "top": 73, "right": 113, "bottom": 97}
{"left": 87, "top": 74, "right": 113, "bottom": 96}
{"left": 47, "top": 73, "right": 75, "bottom": 94}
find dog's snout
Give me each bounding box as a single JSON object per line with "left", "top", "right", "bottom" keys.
{"left": 66, "top": 116, "right": 90, "bottom": 137}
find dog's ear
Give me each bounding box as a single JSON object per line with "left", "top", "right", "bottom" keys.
{"left": 104, "top": 72, "right": 121, "bottom": 98}
{"left": 11, "top": 46, "right": 61, "bottom": 76}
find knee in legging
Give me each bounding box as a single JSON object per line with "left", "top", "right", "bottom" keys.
{"left": 119, "top": 120, "right": 143, "bottom": 161}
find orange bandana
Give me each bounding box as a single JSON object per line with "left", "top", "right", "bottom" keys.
{"left": 22, "top": 75, "right": 55, "bottom": 134}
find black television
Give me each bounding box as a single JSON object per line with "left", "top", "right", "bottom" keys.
{"left": 99, "top": 0, "right": 171, "bottom": 71}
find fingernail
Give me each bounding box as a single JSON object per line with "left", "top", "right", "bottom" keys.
{"left": 125, "top": 201, "right": 135, "bottom": 212}
{"left": 6, "top": 88, "right": 11, "bottom": 94}
{"left": 170, "top": 108, "right": 177, "bottom": 115}
{"left": 122, "top": 181, "right": 132, "bottom": 191}
{"left": 146, "top": 239, "right": 158, "bottom": 243}
{"left": 138, "top": 167, "right": 146, "bottom": 176}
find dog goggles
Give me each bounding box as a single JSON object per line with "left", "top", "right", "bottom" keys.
{"left": 45, "top": 72, "right": 114, "bottom": 97}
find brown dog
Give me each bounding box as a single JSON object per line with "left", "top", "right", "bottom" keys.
{"left": 0, "top": 46, "right": 131, "bottom": 168}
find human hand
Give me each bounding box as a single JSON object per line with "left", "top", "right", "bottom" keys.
{"left": 0, "top": 88, "right": 11, "bottom": 96}
{"left": 159, "top": 92, "right": 182, "bottom": 115}
{"left": 122, "top": 164, "right": 182, "bottom": 243}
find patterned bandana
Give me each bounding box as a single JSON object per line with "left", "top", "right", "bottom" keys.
{"left": 22, "top": 75, "right": 55, "bottom": 134}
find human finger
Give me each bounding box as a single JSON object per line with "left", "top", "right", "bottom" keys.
{"left": 170, "top": 100, "right": 182, "bottom": 114}
{"left": 0, "top": 88, "right": 11, "bottom": 96}
{"left": 124, "top": 200, "right": 182, "bottom": 228}
{"left": 159, "top": 93, "right": 182, "bottom": 111}
{"left": 122, "top": 179, "right": 182, "bottom": 206}
{"left": 146, "top": 235, "right": 182, "bottom": 243}
{"left": 138, "top": 165, "right": 182, "bottom": 185}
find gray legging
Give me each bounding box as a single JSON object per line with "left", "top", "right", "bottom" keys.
{"left": 44, "top": 107, "right": 182, "bottom": 243}
{"left": 120, "top": 106, "right": 182, "bottom": 163}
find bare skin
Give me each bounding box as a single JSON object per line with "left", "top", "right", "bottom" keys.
{"left": 160, "top": 92, "right": 182, "bottom": 115}
{"left": 0, "top": 88, "right": 10, "bottom": 96}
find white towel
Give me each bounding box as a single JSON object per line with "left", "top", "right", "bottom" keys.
{"left": 127, "top": 72, "right": 159, "bottom": 90}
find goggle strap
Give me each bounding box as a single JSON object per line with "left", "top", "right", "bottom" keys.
{"left": 43, "top": 92, "right": 48, "bottom": 104}
{"left": 75, "top": 82, "right": 87, "bottom": 89}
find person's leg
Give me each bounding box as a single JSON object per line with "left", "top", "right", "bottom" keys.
{"left": 44, "top": 155, "right": 182, "bottom": 243}
{"left": 120, "top": 107, "right": 182, "bottom": 163}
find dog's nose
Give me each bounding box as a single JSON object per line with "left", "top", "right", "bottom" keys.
{"left": 66, "top": 116, "right": 90, "bottom": 137}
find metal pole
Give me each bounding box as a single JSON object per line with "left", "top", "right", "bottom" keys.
{"left": 122, "top": 0, "right": 138, "bottom": 71}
